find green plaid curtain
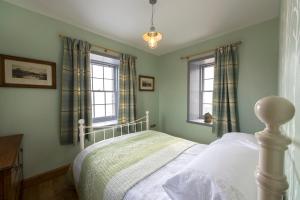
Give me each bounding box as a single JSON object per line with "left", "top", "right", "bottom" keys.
{"left": 118, "top": 54, "right": 137, "bottom": 124}
{"left": 212, "top": 45, "right": 240, "bottom": 137}
{"left": 60, "top": 37, "right": 92, "bottom": 144}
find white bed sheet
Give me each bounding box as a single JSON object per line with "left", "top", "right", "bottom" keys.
{"left": 73, "top": 131, "right": 207, "bottom": 200}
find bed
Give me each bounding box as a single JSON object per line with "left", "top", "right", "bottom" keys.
{"left": 73, "top": 96, "right": 295, "bottom": 200}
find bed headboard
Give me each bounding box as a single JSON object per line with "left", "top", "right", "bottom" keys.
{"left": 254, "top": 96, "right": 295, "bottom": 200}
{"left": 78, "top": 111, "right": 150, "bottom": 151}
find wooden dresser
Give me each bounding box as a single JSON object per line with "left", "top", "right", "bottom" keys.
{"left": 0, "top": 135, "right": 23, "bottom": 200}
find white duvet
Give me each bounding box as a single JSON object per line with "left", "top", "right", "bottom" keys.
{"left": 73, "top": 131, "right": 207, "bottom": 200}
{"left": 73, "top": 131, "right": 258, "bottom": 200}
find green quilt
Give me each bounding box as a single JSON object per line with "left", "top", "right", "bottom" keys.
{"left": 78, "top": 130, "right": 195, "bottom": 200}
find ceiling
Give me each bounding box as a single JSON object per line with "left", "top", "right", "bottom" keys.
{"left": 4, "top": 0, "right": 280, "bottom": 55}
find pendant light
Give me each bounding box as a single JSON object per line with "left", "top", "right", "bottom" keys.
{"left": 143, "top": 0, "right": 162, "bottom": 49}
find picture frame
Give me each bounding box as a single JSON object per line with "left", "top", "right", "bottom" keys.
{"left": 139, "top": 75, "right": 155, "bottom": 91}
{"left": 0, "top": 54, "right": 56, "bottom": 89}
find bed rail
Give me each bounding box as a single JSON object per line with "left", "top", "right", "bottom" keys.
{"left": 78, "top": 111, "right": 150, "bottom": 151}
{"left": 254, "top": 96, "right": 295, "bottom": 200}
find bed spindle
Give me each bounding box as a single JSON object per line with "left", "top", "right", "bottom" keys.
{"left": 146, "top": 111, "right": 149, "bottom": 130}
{"left": 93, "top": 132, "right": 96, "bottom": 144}
{"left": 78, "top": 119, "right": 85, "bottom": 151}
{"left": 254, "top": 96, "right": 295, "bottom": 200}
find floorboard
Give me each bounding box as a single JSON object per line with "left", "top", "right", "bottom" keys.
{"left": 22, "top": 174, "right": 78, "bottom": 200}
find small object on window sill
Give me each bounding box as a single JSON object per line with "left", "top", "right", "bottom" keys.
{"left": 204, "top": 112, "right": 213, "bottom": 123}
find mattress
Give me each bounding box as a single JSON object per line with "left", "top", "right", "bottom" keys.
{"left": 73, "top": 131, "right": 207, "bottom": 200}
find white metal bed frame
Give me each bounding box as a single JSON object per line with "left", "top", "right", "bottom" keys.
{"left": 78, "top": 96, "right": 295, "bottom": 200}
{"left": 78, "top": 111, "right": 150, "bottom": 151}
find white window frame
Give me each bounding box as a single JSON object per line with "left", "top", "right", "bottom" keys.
{"left": 90, "top": 53, "right": 119, "bottom": 124}
{"left": 187, "top": 55, "right": 215, "bottom": 126}
{"left": 199, "top": 64, "right": 214, "bottom": 118}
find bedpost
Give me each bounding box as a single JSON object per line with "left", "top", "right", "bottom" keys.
{"left": 78, "top": 119, "right": 85, "bottom": 151}
{"left": 146, "top": 111, "right": 150, "bottom": 130}
{"left": 254, "top": 96, "right": 295, "bottom": 200}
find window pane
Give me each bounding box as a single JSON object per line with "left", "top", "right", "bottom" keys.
{"left": 104, "top": 67, "right": 114, "bottom": 79}
{"left": 204, "top": 67, "right": 214, "bottom": 79}
{"left": 92, "top": 65, "right": 103, "bottom": 78}
{"left": 203, "top": 92, "right": 213, "bottom": 104}
{"left": 204, "top": 79, "right": 214, "bottom": 91}
{"left": 106, "top": 104, "right": 114, "bottom": 116}
{"left": 106, "top": 92, "right": 114, "bottom": 104}
{"left": 94, "top": 92, "right": 105, "bottom": 104}
{"left": 202, "top": 104, "right": 212, "bottom": 115}
{"left": 104, "top": 79, "right": 114, "bottom": 91}
{"left": 94, "top": 105, "right": 105, "bottom": 117}
{"left": 93, "top": 78, "right": 103, "bottom": 90}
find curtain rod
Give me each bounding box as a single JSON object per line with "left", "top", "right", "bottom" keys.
{"left": 180, "top": 41, "right": 242, "bottom": 60}
{"left": 59, "top": 34, "right": 137, "bottom": 59}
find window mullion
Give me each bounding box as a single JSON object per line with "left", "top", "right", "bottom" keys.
{"left": 103, "top": 66, "right": 106, "bottom": 117}
{"left": 199, "top": 65, "right": 204, "bottom": 119}
{"left": 91, "top": 64, "right": 95, "bottom": 119}
{"left": 202, "top": 66, "right": 205, "bottom": 117}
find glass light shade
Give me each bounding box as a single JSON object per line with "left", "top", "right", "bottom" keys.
{"left": 143, "top": 31, "right": 162, "bottom": 49}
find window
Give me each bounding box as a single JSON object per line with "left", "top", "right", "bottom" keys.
{"left": 187, "top": 56, "right": 215, "bottom": 125}
{"left": 90, "top": 53, "right": 120, "bottom": 124}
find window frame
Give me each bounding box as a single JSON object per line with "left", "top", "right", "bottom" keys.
{"left": 187, "top": 55, "right": 215, "bottom": 126}
{"left": 199, "top": 64, "right": 214, "bottom": 118}
{"left": 90, "top": 53, "right": 119, "bottom": 124}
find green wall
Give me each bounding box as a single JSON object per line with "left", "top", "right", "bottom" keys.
{"left": 157, "top": 19, "right": 279, "bottom": 144}
{"left": 279, "top": 0, "right": 300, "bottom": 199}
{"left": 0, "top": 1, "right": 159, "bottom": 178}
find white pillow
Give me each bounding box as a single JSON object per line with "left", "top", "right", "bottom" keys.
{"left": 212, "top": 132, "right": 257, "bottom": 145}
{"left": 163, "top": 133, "right": 258, "bottom": 200}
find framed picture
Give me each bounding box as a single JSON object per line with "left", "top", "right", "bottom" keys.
{"left": 0, "top": 54, "right": 56, "bottom": 89}
{"left": 139, "top": 75, "right": 155, "bottom": 91}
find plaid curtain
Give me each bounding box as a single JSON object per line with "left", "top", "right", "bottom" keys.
{"left": 60, "top": 37, "right": 92, "bottom": 144}
{"left": 212, "top": 45, "right": 240, "bottom": 137}
{"left": 118, "top": 54, "right": 137, "bottom": 124}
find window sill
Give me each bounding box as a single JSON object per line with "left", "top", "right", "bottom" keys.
{"left": 93, "top": 120, "right": 118, "bottom": 128}
{"left": 187, "top": 119, "right": 213, "bottom": 127}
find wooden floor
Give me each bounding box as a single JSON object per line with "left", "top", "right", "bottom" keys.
{"left": 22, "top": 174, "right": 78, "bottom": 200}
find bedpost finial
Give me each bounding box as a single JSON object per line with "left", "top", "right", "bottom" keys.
{"left": 254, "top": 96, "right": 294, "bottom": 200}
{"left": 78, "top": 119, "right": 85, "bottom": 125}
{"left": 254, "top": 96, "right": 295, "bottom": 131}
